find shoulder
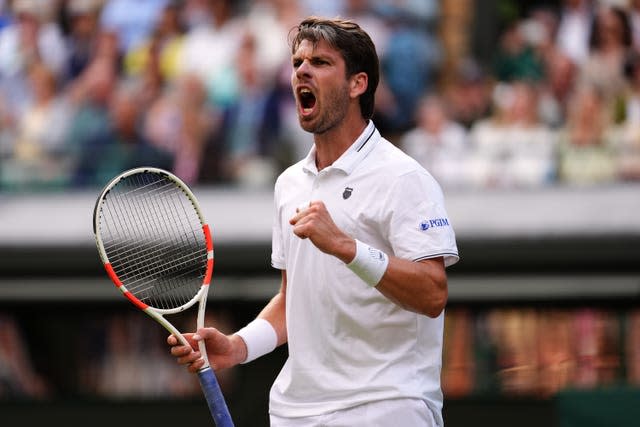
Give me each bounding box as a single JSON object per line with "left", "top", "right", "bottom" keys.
{"left": 274, "top": 158, "right": 307, "bottom": 194}
{"left": 370, "top": 138, "right": 434, "bottom": 180}
{"left": 366, "top": 139, "right": 446, "bottom": 200}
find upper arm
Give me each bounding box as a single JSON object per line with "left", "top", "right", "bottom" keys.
{"left": 412, "top": 257, "right": 448, "bottom": 318}
{"left": 417, "top": 257, "right": 447, "bottom": 287}
{"left": 377, "top": 255, "right": 448, "bottom": 317}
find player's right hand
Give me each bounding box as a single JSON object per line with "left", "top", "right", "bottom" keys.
{"left": 168, "top": 328, "right": 247, "bottom": 373}
{"left": 168, "top": 332, "right": 204, "bottom": 373}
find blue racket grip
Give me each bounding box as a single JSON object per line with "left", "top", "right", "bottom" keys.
{"left": 197, "top": 366, "right": 234, "bottom": 426}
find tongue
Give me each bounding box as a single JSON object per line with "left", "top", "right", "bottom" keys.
{"left": 301, "top": 97, "right": 315, "bottom": 115}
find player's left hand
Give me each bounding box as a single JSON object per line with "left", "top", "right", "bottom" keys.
{"left": 289, "top": 201, "right": 355, "bottom": 263}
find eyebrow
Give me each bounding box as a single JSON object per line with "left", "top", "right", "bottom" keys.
{"left": 293, "top": 52, "right": 332, "bottom": 62}
{"left": 292, "top": 45, "right": 338, "bottom": 63}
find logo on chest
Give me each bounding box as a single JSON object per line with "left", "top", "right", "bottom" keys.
{"left": 342, "top": 187, "right": 353, "bottom": 200}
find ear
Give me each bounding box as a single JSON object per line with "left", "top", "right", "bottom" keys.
{"left": 349, "top": 72, "right": 368, "bottom": 99}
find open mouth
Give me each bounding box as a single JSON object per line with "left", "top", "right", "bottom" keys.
{"left": 298, "top": 88, "right": 316, "bottom": 115}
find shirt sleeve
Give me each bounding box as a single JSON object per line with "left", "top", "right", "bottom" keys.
{"left": 271, "top": 181, "right": 286, "bottom": 270}
{"left": 386, "top": 170, "right": 459, "bottom": 267}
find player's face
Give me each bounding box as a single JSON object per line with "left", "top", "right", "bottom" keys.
{"left": 291, "top": 38, "right": 351, "bottom": 134}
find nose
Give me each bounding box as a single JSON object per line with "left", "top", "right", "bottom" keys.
{"left": 295, "top": 60, "right": 312, "bottom": 79}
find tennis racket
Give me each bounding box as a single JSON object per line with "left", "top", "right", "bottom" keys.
{"left": 92, "top": 167, "right": 234, "bottom": 427}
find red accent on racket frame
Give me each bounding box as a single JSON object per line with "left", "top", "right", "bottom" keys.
{"left": 122, "top": 290, "right": 149, "bottom": 310}
{"left": 203, "top": 224, "right": 213, "bottom": 252}
{"left": 203, "top": 224, "right": 214, "bottom": 286}
{"left": 204, "top": 259, "right": 213, "bottom": 286}
{"left": 104, "top": 263, "right": 122, "bottom": 287}
{"left": 104, "top": 262, "right": 149, "bottom": 310}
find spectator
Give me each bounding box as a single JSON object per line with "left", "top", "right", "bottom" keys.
{"left": 441, "top": 309, "right": 475, "bottom": 398}
{"left": 488, "top": 309, "right": 539, "bottom": 395}
{"left": 99, "top": 0, "right": 169, "bottom": 55}
{"left": 177, "top": 0, "right": 245, "bottom": 109}
{"left": 613, "top": 48, "right": 640, "bottom": 180}
{"left": 555, "top": 0, "right": 594, "bottom": 66}
{"left": 468, "top": 80, "right": 557, "bottom": 188}
{"left": 343, "top": 0, "right": 390, "bottom": 57}
{"left": 216, "top": 31, "right": 283, "bottom": 188}
{"left": 144, "top": 72, "right": 217, "bottom": 185}
{"left": 0, "top": 314, "right": 51, "bottom": 398}
{"left": 2, "top": 62, "right": 74, "bottom": 190}
{"left": 64, "top": 55, "right": 118, "bottom": 183}
{"left": 73, "top": 78, "right": 173, "bottom": 187}
{"left": 123, "top": 1, "right": 187, "bottom": 109}
{"left": 377, "top": 6, "right": 442, "bottom": 133}
{"left": 0, "top": 0, "right": 68, "bottom": 78}
{"left": 400, "top": 94, "right": 471, "bottom": 189}
{"left": 124, "top": 1, "right": 186, "bottom": 83}
{"left": 62, "top": 0, "right": 104, "bottom": 84}
{"left": 578, "top": 4, "right": 632, "bottom": 111}
{"left": 244, "top": 0, "right": 300, "bottom": 81}
{"left": 538, "top": 48, "right": 579, "bottom": 128}
{"left": 440, "top": 58, "right": 493, "bottom": 129}
{"left": 0, "top": 0, "right": 68, "bottom": 139}
{"left": 493, "top": 19, "right": 545, "bottom": 83}
{"left": 88, "top": 313, "right": 201, "bottom": 397}
{"left": 628, "top": 0, "right": 640, "bottom": 50}
{"left": 537, "top": 310, "right": 575, "bottom": 397}
{"left": 572, "top": 309, "right": 620, "bottom": 389}
{"left": 556, "top": 83, "right": 617, "bottom": 185}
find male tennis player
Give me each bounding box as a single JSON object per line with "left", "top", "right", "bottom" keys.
{"left": 169, "top": 16, "right": 459, "bottom": 426}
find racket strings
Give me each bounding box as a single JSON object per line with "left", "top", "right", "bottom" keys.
{"left": 99, "top": 172, "right": 207, "bottom": 310}
{"left": 105, "top": 187, "right": 203, "bottom": 307}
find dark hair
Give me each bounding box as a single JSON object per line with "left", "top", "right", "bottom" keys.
{"left": 589, "top": 6, "right": 632, "bottom": 50}
{"left": 289, "top": 16, "right": 379, "bottom": 120}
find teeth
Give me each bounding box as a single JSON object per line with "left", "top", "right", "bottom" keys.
{"left": 300, "top": 88, "right": 311, "bottom": 95}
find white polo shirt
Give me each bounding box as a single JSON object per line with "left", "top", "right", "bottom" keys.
{"left": 270, "top": 121, "right": 459, "bottom": 425}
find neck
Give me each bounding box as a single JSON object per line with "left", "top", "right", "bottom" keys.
{"left": 314, "top": 117, "right": 368, "bottom": 170}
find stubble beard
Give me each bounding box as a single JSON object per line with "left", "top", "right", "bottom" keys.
{"left": 299, "top": 84, "right": 350, "bottom": 135}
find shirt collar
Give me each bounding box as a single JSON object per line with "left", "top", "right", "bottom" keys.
{"left": 301, "top": 121, "right": 379, "bottom": 176}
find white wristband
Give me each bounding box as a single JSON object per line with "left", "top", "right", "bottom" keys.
{"left": 347, "top": 239, "right": 389, "bottom": 287}
{"left": 235, "top": 318, "right": 278, "bottom": 364}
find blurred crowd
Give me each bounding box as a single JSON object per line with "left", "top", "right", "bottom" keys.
{"left": 3, "top": 305, "right": 639, "bottom": 399}
{"left": 442, "top": 307, "right": 640, "bottom": 399}
{"left": 1, "top": 0, "right": 640, "bottom": 192}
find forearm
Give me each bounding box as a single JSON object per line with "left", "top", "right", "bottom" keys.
{"left": 255, "top": 288, "right": 288, "bottom": 346}
{"left": 375, "top": 256, "right": 448, "bottom": 317}
{"left": 234, "top": 272, "right": 288, "bottom": 363}
{"left": 336, "top": 237, "right": 448, "bottom": 317}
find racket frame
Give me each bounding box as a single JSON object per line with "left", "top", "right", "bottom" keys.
{"left": 93, "top": 167, "right": 232, "bottom": 426}
{"left": 93, "top": 167, "right": 212, "bottom": 362}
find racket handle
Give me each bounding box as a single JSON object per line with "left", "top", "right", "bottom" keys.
{"left": 197, "top": 367, "right": 234, "bottom": 427}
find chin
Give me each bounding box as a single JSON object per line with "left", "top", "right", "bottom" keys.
{"left": 298, "top": 117, "right": 317, "bottom": 133}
